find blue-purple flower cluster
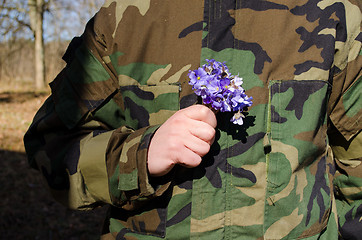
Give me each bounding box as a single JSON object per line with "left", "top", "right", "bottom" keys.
{"left": 188, "top": 59, "right": 253, "bottom": 125}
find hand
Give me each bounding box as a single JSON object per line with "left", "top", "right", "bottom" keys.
{"left": 147, "top": 105, "right": 217, "bottom": 177}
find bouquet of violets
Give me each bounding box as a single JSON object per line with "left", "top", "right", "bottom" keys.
{"left": 188, "top": 59, "right": 253, "bottom": 125}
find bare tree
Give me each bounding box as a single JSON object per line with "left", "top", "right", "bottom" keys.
{"left": 0, "top": 0, "right": 47, "bottom": 90}
{"left": 0, "top": 0, "right": 31, "bottom": 37}
{"left": 0, "top": 0, "right": 103, "bottom": 91}
{"left": 28, "top": 0, "right": 46, "bottom": 90}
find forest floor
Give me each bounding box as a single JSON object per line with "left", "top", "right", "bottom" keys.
{"left": 0, "top": 83, "right": 107, "bottom": 240}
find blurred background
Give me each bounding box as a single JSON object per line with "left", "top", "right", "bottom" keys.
{"left": 0, "top": 1, "right": 109, "bottom": 239}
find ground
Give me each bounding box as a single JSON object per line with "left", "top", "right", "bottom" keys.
{"left": 0, "top": 86, "right": 107, "bottom": 239}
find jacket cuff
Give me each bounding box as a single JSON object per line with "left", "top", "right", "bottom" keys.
{"left": 107, "top": 125, "right": 171, "bottom": 205}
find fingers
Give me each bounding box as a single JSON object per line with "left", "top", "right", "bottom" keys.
{"left": 183, "top": 132, "right": 212, "bottom": 157}
{"left": 147, "top": 104, "right": 218, "bottom": 177}
{"left": 188, "top": 120, "right": 216, "bottom": 145}
{"left": 183, "top": 105, "right": 217, "bottom": 128}
{"left": 175, "top": 146, "right": 203, "bottom": 168}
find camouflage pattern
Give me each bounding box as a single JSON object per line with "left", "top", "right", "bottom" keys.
{"left": 24, "top": 0, "right": 362, "bottom": 239}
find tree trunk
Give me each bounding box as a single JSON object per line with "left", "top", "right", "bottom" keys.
{"left": 29, "top": 0, "right": 45, "bottom": 91}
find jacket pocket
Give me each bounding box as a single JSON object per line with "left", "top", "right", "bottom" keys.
{"left": 119, "top": 83, "right": 180, "bottom": 130}
{"left": 264, "top": 80, "right": 333, "bottom": 238}
{"left": 267, "top": 80, "right": 330, "bottom": 187}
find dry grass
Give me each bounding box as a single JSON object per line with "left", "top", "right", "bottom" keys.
{"left": 0, "top": 83, "right": 106, "bottom": 240}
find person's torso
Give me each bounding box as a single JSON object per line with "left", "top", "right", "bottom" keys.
{"left": 97, "top": 0, "right": 349, "bottom": 238}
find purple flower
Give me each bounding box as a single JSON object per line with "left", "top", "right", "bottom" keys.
{"left": 230, "top": 111, "right": 245, "bottom": 125}
{"left": 188, "top": 59, "right": 253, "bottom": 125}
{"left": 206, "top": 77, "right": 223, "bottom": 95}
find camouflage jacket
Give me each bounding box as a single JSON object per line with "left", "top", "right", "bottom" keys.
{"left": 24, "top": 0, "right": 362, "bottom": 239}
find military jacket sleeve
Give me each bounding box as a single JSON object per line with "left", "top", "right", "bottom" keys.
{"left": 327, "top": 0, "right": 362, "bottom": 234}
{"left": 23, "top": 12, "right": 182, "bottom": 209}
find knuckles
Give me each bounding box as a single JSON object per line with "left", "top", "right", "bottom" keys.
{"left": 167, "top": 136, "right": 182, "bottom": 153}
{"left": 198, "top": 143, "right": 211, "bottom": 157}
{"left": 178, "top": 155, "right": 202, "bottom": 168}
{"left": 206, "top": 127, "right": 216, "bottom": 141}
{"left": 198, "top": 105, "right": 211, "bottom": 117}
